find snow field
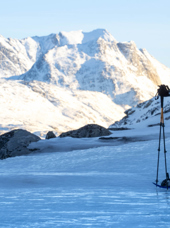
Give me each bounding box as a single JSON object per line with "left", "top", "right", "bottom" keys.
{"left": 0, "top": 79, "right": 125, "bottom": 136}
{"left": 0, "top": 129, "right": 170, "bottom": 227}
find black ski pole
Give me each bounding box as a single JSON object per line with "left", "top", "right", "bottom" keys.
{"left": 156, "top": 122, "right": 161, "bottom": 184}
{"left": 160, "top": 95, "right": 169, "bottom": 188}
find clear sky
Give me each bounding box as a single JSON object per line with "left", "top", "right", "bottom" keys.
{"left": 1, "top": 0, "right": 170, "bottom": 68}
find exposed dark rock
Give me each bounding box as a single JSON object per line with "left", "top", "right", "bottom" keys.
{"left": 148, "top": 123, "right": 160, "bottom": 127}
{"left": 109, "top": 127, "right": 132, "bottom": 131}
{"left": 99, "top": 136, "right": 149, "bottom": 143}
{"left": 45, "top": 131, "right": 56, "bottom": 139}
{"left": 99, "top": 136, "right": 121, "bottom": 140}
{"left": 125, "top": 109, "right": 135, "bottom": 115}
{"left": 0, "top": 129, "right": 41, "bottom": 159}
{"left": 99, "top": 136, "right": 131, "bottom": 142}
{"left": 59, "top": 124, "right": 112, "bottom": 138}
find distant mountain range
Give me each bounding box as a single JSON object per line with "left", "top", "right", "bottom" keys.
{"left": 0, "top": 29, "right": 170, "bottom": 136}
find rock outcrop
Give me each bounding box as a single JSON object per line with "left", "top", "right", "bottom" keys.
{"left": 59, "top": 124, "right": 112, "bottom": 138}
{"left": 45, "top": 131, "right": 56, "bottom": 139}
{"left": 0, "top": 129, "right": 41, "bottom": 159}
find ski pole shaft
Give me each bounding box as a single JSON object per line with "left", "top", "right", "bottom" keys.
{"left": 156, "top": 123, "right": 162, "bottom": 183}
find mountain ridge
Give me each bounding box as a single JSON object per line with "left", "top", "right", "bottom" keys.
{"left": 0, "top": 29, "right": 170, "bottom": 136}
{"left": 16, "top": 29, "right": 170, "bottom": 106}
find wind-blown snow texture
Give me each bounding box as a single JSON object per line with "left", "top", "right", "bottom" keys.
{"left": 0, "top": 29, "right": 170, "bottom": 136}
{"left": 1, "top": 127, "right": 170, "bottom": 227}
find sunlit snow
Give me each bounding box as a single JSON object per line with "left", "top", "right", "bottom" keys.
{"left": 1, "top": 29, "right": 170, "bottom": 136}
{"left": 1, "top": 127, "right": 170, "bottom": 227}
{"left": 1, "top": 29, "right": 170, "bottom": 227}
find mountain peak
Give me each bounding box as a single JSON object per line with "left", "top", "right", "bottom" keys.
{"left": 82, "top": 29, "right": 116, "bottom": 43}
{"left": 59, "top": 30, "right": 84, "bottom": 46}
{"left": 58, "top": 29, "right": 116, "bottom": 46}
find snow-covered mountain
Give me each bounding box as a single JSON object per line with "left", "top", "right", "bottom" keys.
{"left": 0, "top": 29, "right": 170, "bottom": 136}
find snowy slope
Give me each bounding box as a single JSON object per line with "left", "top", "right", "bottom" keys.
{"left": 0, "top": 29, "right": 170, "bottom": 135}
{"left": 0, "top": 79, "right": 125, "bottom": 137}
{"left": 109, "top": 95, "right": 170, "bottom": 130}
{"left": 0, "top": 128, "right": 170, "bottom": 227}
{"left": 0, "top": 35, "right": 39, "bottom": 77}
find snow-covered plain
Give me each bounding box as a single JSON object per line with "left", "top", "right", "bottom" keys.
{"left": 1, "top": 126, "right": 170, "bottom": 227}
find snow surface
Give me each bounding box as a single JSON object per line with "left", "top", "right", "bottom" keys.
{"left": 1, "top": 127, "right": 170, "bottom": 227}
{"left": 110, "top": 95, "right": 170, "bottom": 130}
{"left": 1, "top": 29, "right": 170, "bottom": 226}
{"left": 0, "top": 79, "right": 125, "bottom": 137}
{"left": 1, "top": 29, "right": 170, "bottom": 135}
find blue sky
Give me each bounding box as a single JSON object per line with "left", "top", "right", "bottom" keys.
{"left": 1, "top": 0, "right": 170, "bottom": 67}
